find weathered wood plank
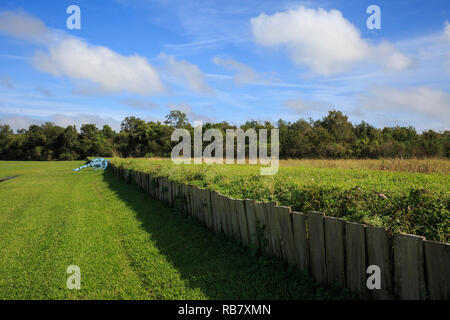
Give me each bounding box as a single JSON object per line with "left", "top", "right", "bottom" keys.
{"left": 254, "top": 201, "right": 270, "bottom": 254}
{"left": 181, "top": 184, "right": 188, "bottom": 213}
{"left": 307, "top": 211, "right": 326, "bottom": 283}
{"left": 365, "top": 226, "right": 394, "bottom": 300}
{"left": 148, "top": 174, "right": 153, "bottom": 198}
{"left": 394, "top": 233, "right": 426, "bottom": 300}
{"left": 235, "top": 199, "right": 250, "bottom": 246}
{"left": 218, "top": 194, "right": 231, "bottom": 238}
{"left": 193, "top": 187, "right": 201, "bottom": 221}
{"left": 229, "top": 198, "right": 241, "bottom": 242}
{"left": 204, "top": 189, "right": 213, "bottom": 230}
{"left": 212, "top": 192, "right": 222, "bottom": 233}
{"left": 291, "top": 212, "right": 309, "bottom": 273}
{"left": 266, "top": 203, "right": 282, "bottom": 258}
{"left": 275, "top": 206, "right": 297, "bottom": 266}
{"left": 345, "top": 221, "right": 367, "bottom": 298}
{"left": 210, "top": 191, "right": 220, "bottom": 233}
{"left": 324, "top": 216, "right": 346, "bottom": 286}
{"left": 423, "top": 240, "right": 450, "bottom": 300}
{"left": 244, "top": 199, "right": 259, "bottom": 249}
{"left": 188, "top": 185, "right": 195, "bottom": 216}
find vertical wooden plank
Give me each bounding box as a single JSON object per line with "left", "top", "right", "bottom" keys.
{"left": 291, "top": 212, "right": 309, "bottom": 273}
{"left": 212, "top": 192, "right": 221, "bottom": 233}
{"left": 167, "top": 180, "right": 173, "bottom": 206}
{"left": 223, "top": 195, "right": 233, "bottom": 239}
{"left": 229, "top": 198, "right": 241, "bottom": 242}
{"left": 147, "top": 174, "right": 153, "bottom": 198}
{"left": 164, "top": 177, "right": 170, "bottom": 204}
{"left": 365, "top": 226, "right": 394, "bottom": 300}
{"left": 324, "top": 216, "right": 346, "bottom": 286}
{"left": 157, "top": 177, "right": 162, "bottom": 201}
{"left": 199, "top": 188, "right": 206, "bottom": 223}
{"left": 423, "top": 240, "right": 450, "bottom": 300}
{"left": 181, "top": 184, "right": 188, "bottom": 213}
{"left": 210, "top": 191, "right": 219, "bottom": 233}
{"left": 235, "top": 199, "right": 250, "bottom": 246}
{"left": 159, "top": 177, "right": 164, "bottom": 202}
{"left": 345, "top": 222, "right": 367, "bottom": 298}
{"left": 204, "top": 189, "right": 213, "bottom": 230}
{"left": 254, "top": 201, "right": 270, "bottom": 254}
{"left": 307, "top": 211, "right": 326, "bottom": 283}
{"left": 394, "top": 233, "right": 426, "bottom": 300}
{"left": 244, "top": 199, "right": 259, "bottom": 249}
{"left": 218, "top": 194, "right": 230, "bottom": 237}
{"left": 266, "top": 203, "right": 282, "bottom": 258}
{"left": 275, "top": 206, "right": 297, "bottom": 266}
{"left": 193, "top": 187, "right": 200, "bottom": 220}
{"left": 139, "top": 172, "right": 143, "bottom": 189}
{"left": 187, "top": 185, "right": 194, "bottom": 216}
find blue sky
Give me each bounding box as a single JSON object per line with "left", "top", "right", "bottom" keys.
{"left": 0, "top": 0, "right": 449, "bottom": 132}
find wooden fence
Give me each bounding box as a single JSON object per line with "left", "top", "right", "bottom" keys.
{"left": 111, "top": 164, "right": 449, "bottom": 300}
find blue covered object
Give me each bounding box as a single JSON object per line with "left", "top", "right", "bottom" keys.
{"left": 72, "top": 158, "right": 109, "bottom": 171}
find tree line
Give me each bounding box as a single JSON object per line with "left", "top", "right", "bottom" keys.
{"left": 0, "top": 110, "right": 448, "bottom": 160}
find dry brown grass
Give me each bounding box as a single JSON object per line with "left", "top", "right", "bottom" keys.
{"left": 115, "top": 157, "right": 450, "bottom": 174}
{"left": 280, "top": 158, "right": 450, "bottom": 174}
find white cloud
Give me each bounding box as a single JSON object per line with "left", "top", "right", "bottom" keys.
{"left": 444, "top": 22, "right": 450, "bottom": 42}
{"left": 442, "top": 22, "right": 450, "bottom": 73}
{"left": 0, "top": 75, "right": 14, "bottom": 89}
{"left": 159, "top": 53, "right": 211, "bottom": 93}
{"left": 375, "top": 42, "right": 415, "bottom": 72}
{"left": 359, "top": 86, "right": 450, "bottom": 124}
{"left": 0, "top": 114, "right": 121, "bottom": 132}
{"left": 283, "top": 98, "right": 329, "bottom": 113}
{"left": 250, "top": 6, "right": 412, "bottom": 75}
{"left": 0, "top": 10, "right": 165, "bottom": 96}
{"left": 120, "top": 98, "right": 159, "bottom": 110}
{"left": 0, "top": 10, "right": 48, "bottom": 42}
{"left": 35, "top": 86, "right": 52, "bottom": 97}
{"left": 168, "top": 103, "right": 215, "bottom": 123}
{"left": 33, "top": 38, "right": 165, "bottom": 95}
{"left": 212, "top": 56, "right": 272, "bottom": 85}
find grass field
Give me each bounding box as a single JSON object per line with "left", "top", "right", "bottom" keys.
{"left": 111, "top": 158, "right": 450, "bottom": 242}
{"left": 0, "top": 161, "right": 352, "bottom": 299}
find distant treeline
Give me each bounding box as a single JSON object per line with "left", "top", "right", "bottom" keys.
{"left": 0, "top": 110, "right": 448, "bottom": 160}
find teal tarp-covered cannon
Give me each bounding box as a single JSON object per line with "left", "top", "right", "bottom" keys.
{"left": 72, "top": 158, "right": 109, "bottom": 171}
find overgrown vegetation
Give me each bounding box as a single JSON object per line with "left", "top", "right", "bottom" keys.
{"left": 1, "top": 110, "right": 449, "bottom": 160}
{"left": 111, "top": 158, "right": 450, "bottom": 243}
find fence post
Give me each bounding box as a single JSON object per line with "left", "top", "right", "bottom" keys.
{"left": 219, "top": 194, "right": 232, "bottom": 238}
{"left": 291, "top": 212, "right": 309, "bottom": 273}
{"left": 267, "top": 203, "right": 282, "bottom": 258}
{"left": 324, "top": 216, "right": 346, "bottom": 287}
{"left": 254, "top": 201, "right": 270, "bottom": 254}
{"left": 307, "top": 211, "right": 326, "bottom": 283}
{"left": 275, "top": 206, "right": 297, "bottom": 266}
{"left": 394, "top": 233, "right": 426, "bottom": 300}
{"left": 229, "top": 198, "right": 241, "bottom": 243}
{"left": 365, "top": 226, "right": 394, "bottom": 300}
{"left": 345, "top": 221, "right": 367, "bottom": 298}
{"left": 423, "top": 240, "right": 450, "bottom": 300}
{"left": 244, "top": 199, "right": 259, "bottom": 249}
{"left": 235, "top": 199, "right": 250, "bottom": 246}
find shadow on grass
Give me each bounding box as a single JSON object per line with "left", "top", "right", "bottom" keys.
{"left": 102, "top": 170, "right": 353, "bottom": 300}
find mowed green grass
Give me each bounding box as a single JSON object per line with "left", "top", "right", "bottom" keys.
{"left": 0, "top": 161, "right": 351, "bottom": 300}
